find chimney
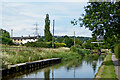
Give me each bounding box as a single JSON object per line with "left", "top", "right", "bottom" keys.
{"left": 11, "top": 29, "right": 13, "bottom": 37}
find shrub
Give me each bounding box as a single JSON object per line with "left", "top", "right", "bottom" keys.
{"left": 46, "top": 41, "right": 52, "bottom": 48}
{"left": 1, "top": 37, "right": 14, "bottom": 45}
{"left": 70, "top": 45, "right": 90, "bottom": 56}
{"left": 70, "top": 46, "right": 76, "bottom": 52}
{"left": 75, "top": 44, "right": 81, "bottom": 48}
{"left": 25, "top": 42, "right": 67, "bottom": 48}
{"left": 25, "top": 42, "right": 52, "bottom": 48}
{"left": 114, "top": 44, "right": 120, "bottom": 60}
{"left": 54, "top": 43, "right": 66, "bottom": 48}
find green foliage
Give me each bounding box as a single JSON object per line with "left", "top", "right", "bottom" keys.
{"left": 82, "top": 43, "right": 91, "bottom": 49}
{"left": 1, "top": 37, "right": 13, "bottom": 45}
{"left": 75, "top": 38, "right": 83, "bottom": 46}
{"left": 70, "top": 45, "right": 90, "bottom": 55}
{"left": 64, "top": 35, "right": 74, "bottom": 47}
{"left": 37, "top": 37, "right": 44, "bottom": 42}
{"left": 2, "top": 47, "right": 82, "bottom": 68}
{"left": 0, "top": 29, "right": 14, "bottom": 45}
{"left": 25, "top": 41, "right": 66, "bottom": 48}
{"left": 75, "top": 49, "right": 90, "bottom": 56}
{"left": 56, "top": 36, "right": 83, "bottom": 48}
{"left": 74, "top": 44, "right": 81, "bottom": 48}
{"left": 71, "top": 2, "right": 120, "bottom": 50}
{"left": 70, "top": 46, "right": 76, "bottom": 52}
{"left": 82, "top": 39, "right": 98, "bottom": 49}
{"left": 0, "top": 29, "right": 10, "bottom": 38}
{"left": 44, "top": 14, "right": 52, "bottom": 42}
{"left": 114, "top": 44, "right": 120, "bottom": 60}
{"left": 24, "top": 42, "right": 37, "bottom": 47}
{"left": 56, "top": 37, "right": 64, "bottom": 43}
{"left": 54, "top": 43, "right": 66, "bottom": 48}
{"left": 25, "top": 42, "right": 52, "bottom": 48}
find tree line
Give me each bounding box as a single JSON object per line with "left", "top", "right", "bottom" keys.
{"left": 71, "top": 1, "right": 120, "bottom": 59}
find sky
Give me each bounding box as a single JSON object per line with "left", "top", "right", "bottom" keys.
{"left": 1, "top": 0, "right": 92, "bottom": 37}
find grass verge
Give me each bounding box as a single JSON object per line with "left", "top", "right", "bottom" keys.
{"left": 1, "top": 47, "right": 82, "bottom": 68}
{"left": 95, "top": 53, "right": 117, "bottom": 79}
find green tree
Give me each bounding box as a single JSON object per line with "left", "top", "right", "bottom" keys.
{"left": 0, "top": 29, "right": 10, "bottom": 38}
{"left": 56, "top": 37, "right": 64, "bottom": 43}
{"left": 71, "top": 1, "right": 120, "bottom": 50}
{"left": 0, "top": 29, "right": 14, "bottom": 45}
{"left": 44, "top": 14, "right": 52, "bottom": 42}
{"left": 64, "top": 35, "right": 74, "bottom": 47}
{"left": 37, "top": 37, "right": 44, "bottom": 42}
{"left": 75, "top": 38, "right": 83, "bottom": 46}
{"left": 82, "top": 39, "right": 98, "bottom": 49}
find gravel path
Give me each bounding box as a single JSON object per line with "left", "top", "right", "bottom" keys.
{"left": 112, "top": 54, "right": 120, "bottom": 80}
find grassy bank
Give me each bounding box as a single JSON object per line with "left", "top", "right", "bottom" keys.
{"left": 1, "top": 46, "right": 83, "bottom": 68}
{"left": 95, "top": 53, "right": 117, "bottom": 79}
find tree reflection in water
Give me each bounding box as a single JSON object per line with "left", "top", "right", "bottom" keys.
{"left": 5, "top": 54, "right": 105, "bottom": 79}
{"left": 42, "top": 54, "right": 104, "bottom": 79}
{"left": 44, "top": 68, "right": 50, "bottom": 80}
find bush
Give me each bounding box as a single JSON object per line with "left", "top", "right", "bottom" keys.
{"left": 70, "top": 45, "right": 90, "bottom": 56}
{"left": 114, "top": 44, "right": 120, "bottom": 60}
{"left": 75, "top": 44, "right": 81, "bottom": 48}
{"left": 25, "top": 42, "right": 67, "bottom": 48}
{"left": 70, "top": 46, "right": 76, "bottom": 52}
{"left": 54, "top": 43, "right": 66, "bottom": 48}
{"left": 1, "top": 37, "right": 14, "bottom": 45}
{"left": 28, "top": 41, "right": 52, "bottom": 48}
{"left": 46, "top": 42, "right": 52, "bottom": 48}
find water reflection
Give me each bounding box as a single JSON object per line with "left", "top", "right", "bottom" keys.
{"left": 44, "top": 69, "right": 50, "bottom": 80}
{"left": 27, "top": 55, "right": 104, "bottom": 78}
{"left": 4, "top": 55, "right": 105, "bottom": 79}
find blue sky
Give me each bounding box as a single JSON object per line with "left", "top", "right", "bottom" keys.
{"left": 2, "top": 1, "right": 92, "bottom": 37}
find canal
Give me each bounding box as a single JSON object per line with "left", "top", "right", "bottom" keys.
{"left": 3, "top": 55, "right": 105, "bottom": 79}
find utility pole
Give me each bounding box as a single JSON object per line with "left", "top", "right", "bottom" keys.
{"left": 34, "top": 23, "right": 39, "bottom": 36}
{"left": 52, "top": 20, "right": 55, "bottom": 48}
{"left": 74, "top": 31, "right": 75, "bottom": 47}
{"left": 52, "top": 68, "right": 54, "bottom": 80}
{"left": 74, "top": 65, "right": 76, "bottom": 79}
{"left": 11, "top": 29, "right": 13, "bottom": 37}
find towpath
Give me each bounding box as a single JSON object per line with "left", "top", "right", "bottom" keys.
{"left": 112, "top": 53, "right": 120, "bottom": 80}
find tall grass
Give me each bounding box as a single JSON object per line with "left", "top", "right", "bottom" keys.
{"left": 70, "top": 46, "right": 91, "bottom": 56}
{"left": 1, "top": 47, "right": 82, "bottom": 68}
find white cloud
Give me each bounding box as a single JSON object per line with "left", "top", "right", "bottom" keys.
{"left": 2, "top": 0, "right": 89, "bottom": 2}
{"left": 2, "top": 2, "right": 92, "bottom": 37}
{"left": 53, "top": 26, "right": 92, "bottom": 37}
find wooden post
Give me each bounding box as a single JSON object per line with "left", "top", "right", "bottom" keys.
{"left": 52, "top": 20, "right": 55, "bottom": 48}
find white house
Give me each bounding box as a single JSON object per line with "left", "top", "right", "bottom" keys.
{"left": 10, "top": 35, "right": 40, "bottom": 45}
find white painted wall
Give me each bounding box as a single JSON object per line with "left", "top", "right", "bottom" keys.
{"left": 22, "top": 39, "right": 38, "bottom": 44}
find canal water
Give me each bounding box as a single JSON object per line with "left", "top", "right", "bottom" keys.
{"left": 3, "top": 55, "right": 105, "bottom": 79}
